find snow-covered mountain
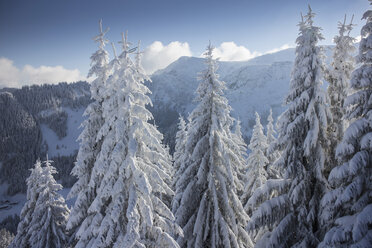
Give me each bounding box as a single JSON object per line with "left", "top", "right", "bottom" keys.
{"left": 149, "top": 54, "right": 290, "bottom": 150}
{"left": 0, "top": 46, "right": 332, "bottom": 226}
{"left": 0, "top": 82, "right": 90, "bottom": 195}
{"left": 148, "top": 45, "right": 336, "bottom": 150}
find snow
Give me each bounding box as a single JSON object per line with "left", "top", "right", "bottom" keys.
{"left": 0, "top": 183, "right": 25, "bottom": 222}
{"left": 173, "top": 45, "right": 251, "bottom": 247}
{"left": 1, "top": 105, "right": 81, "bottom": 221}
{"left": 0, "top": 185, "right": 74, "bottom": 222}
{"left": 40, "top": 107, "right": 85, "bottom": 157}
{"left": 150, "top": 57, "right": 293, "bottom": 142}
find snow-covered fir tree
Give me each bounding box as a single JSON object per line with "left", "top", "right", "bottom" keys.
{"left": 0, "top": 228, "right": 14, "bottom": 248}
{"left": 172, "top": 115, "right": 187, "bottom": 189}
{"left": 173, "top": 43, "right": 252, "bottom": 248}
{"left": 232, "top": 119, "right": 249, "bottom": 191}
{"left": 10, "top": 159, "right": 44, "bottom": 248}
{"left": 241, "top": 112, "right": 269, "bottom": 214}
{"left": 247, "top": 7, "right": 331, "bottom": 247}
{"left": 266, "top": 108, "right": 280, "bottom": 165}
{"left": 73, "top": 30, "right": 180, "bottom": 248}
{"left": 325, "top": 15, "right": 356, "bottom": 176}
{"left": 319, "top": 4, "right": 372, "bottom": 247}
{"left": 10, "top": 158, "right": 70, "bottom": 248}
{"left": 67, "top": 19, "right": 110, "bottom": 240}
{"left": 27, "top": 157, "right": 70, "bottom": 248}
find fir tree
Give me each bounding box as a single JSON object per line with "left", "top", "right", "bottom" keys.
{"left": 266, "top": 109, "right": 281, "bottom": 179}
{"left": 10, "top": 159, "right": 44, "bottom": 248}
{"left": 27, "top": 157, "right": 70, "bottom": 248}
{"left": 171, "top": 115, "right": 188, "bottom": 213}
{"left": 67, "top": 19, "right": 110, "bottom": 240}
{"left": 232, "top": 119, "right": 249, "bottom": 191}
{"left": 266, "top": 109, "right": 280, "bottom": 165}
{"left": 266, "top": 109, "right": 276, "bottom": 147}
{"left": 325, "top": 15, "right": 356, "bottom": 176}
{"left": 241, "top": 112, "right": 269, "bottom": 215}
{"left": 10, "top": 158, "right": 70, "bottom": 248}
{"left": 73, "top": 31, "right": 180, "bottom": 248}
{"left": 247, "top": 7, "right": 331, "bottom": 247}
{"left": 173, "top": 115, "right": 187, "bottom": 179}
{"left": 174, "top": 43, "right": 252, "bottom": 248}
{"left": 320, "top": 4, "right": 372, "bottom": 247}
{"left": 0, "top": 228, "right": 14, "bottom": 248}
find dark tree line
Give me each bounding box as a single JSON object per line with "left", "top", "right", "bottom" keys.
{"left": 0, "top": 82, "right": 91, "bottom": 195}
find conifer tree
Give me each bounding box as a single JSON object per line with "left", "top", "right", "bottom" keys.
{"left": 10, "top": 160, "right": 44, "bottom": 248}
{"left": 173, "top": 116, "right": 187, "bottom": 182}
{"left": 172, "top": 116, "right": 188, "bottom": 213}
{"left": 0, "top": 228, "right": 14, "bottom": 248}
{"left": 67, "top": 19, "right": 110, "bottom": 239}
{"left": 247, "top": 7, "right": 331, "bottom": 247}
{"left": 73, "top": 31, "right": 180, "bottom": 248}
{"left": 325, "top": 15, "right": 356, "bottom": 175}
{"left": 266, "top": 109, "right": 280, "bottom": 165}
{"left": 174, "top": 43, "right": 252, "bottom": 248}
{"left": 320, "top": 4, "right": 372, "bottom": 247}
{"left": 232, "top": 119, "right": 249, "bottom": 190}
{"left": 27, "top": 157, "right": 70, "bottom": 248}
{"left": 241, "top": 112, "right": 269, "bottom": 214}
{"left": 10, "top": 158, "right": 70, "bottom": 248}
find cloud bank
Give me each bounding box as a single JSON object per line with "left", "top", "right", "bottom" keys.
{"left": 212, "top": 42, "right": 261, "bottom": 61}
{"left": 0, "top": 57, "right": 86, "bottom": 89}
{"left": 0, "top": 42, "right": 295, "bottom": 88}
{"left": 141, "top": 41, "right": 192, "bottom": 74}
{"left": 199, "top": 42, "right": 292, "bottom": 62}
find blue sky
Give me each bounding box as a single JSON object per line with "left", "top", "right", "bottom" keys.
{"left": 0, "top": 0, "right": 369, "bottom": 87}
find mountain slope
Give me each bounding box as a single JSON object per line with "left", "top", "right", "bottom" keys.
{"left": 0, "top": 46, "right": 328, "bottom": 224}
{"left": 0, "top": 82, "right": 91, "bottom": 196}
{"left": 148, "top": 54, "right": 294, "bottom": 150}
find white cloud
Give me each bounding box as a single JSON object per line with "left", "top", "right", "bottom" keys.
{"left": 211, "top": 42, "right": 261, "bottom": 61}
{"left": 141, "top": 41, "right": 192, "bottom": 74}
{"left": 200, "top": 42, "right": 294, "bottom": 62}
{"left": 0, "top": 57, "right": 86, "bottom": 89}
{"left": 265, "top": 44, "right": 293, "bottom": 54}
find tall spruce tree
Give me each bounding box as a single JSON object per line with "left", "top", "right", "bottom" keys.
{"left": 73, "top": 31, "right": 180, "bottom": 248}
{"left": 241, "top": 112, "right": 269, "bottom": 215}
{"left": 325, "top": 15, "right": 356, "bottom": 175}
{"left": 266, "top": 109, "right": 280, "bottom": 165}
{"left": 173, "top": 43, "right": 252, "bottom": 248}
{"left": 172, "top": 116, "right": 187, "bottom": 184}
{"left": 10, "top": 158, "right": 70, "bottom": 248}
{"left": 10, "top": 160, "right": 44, "bottom": 248}
{"left": 232, "top": 119, "right": 249, "bottom": 191}
{"left": 320, "top": 4, "right": 372, "bottom": 247}
{"left": 246, "top": 7, "right": 331, "bottom": 247}
{"left": 67, "top": 19, "right": 110, "bottom": 240}
{"left": 27, "top": 157, "right": 70, "bottom": 248}
{"left": 0, "top": 228, "right": 14, "bottom": 248}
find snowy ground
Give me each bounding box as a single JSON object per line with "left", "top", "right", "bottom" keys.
{"left": 41, "top": 107, "right": 85, "bottom": 157}
{"left": 0, "top": 107, "right": 83, "bottom": 222}
{"left": 0, "top": 184, "right": 74, "bottom": 222}
{"left": 0, "top": 183, "right": 25, "bottom": 222}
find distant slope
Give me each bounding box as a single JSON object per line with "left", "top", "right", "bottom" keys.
{"left": 0, "top": 48, "right": 330, "bottom": 198}
{"left": 148, "top": 50, "right": 297, "bottom": 150}
{"left": 148, "top": 45, "right": 339, "bottom": 151}
{"left": 0, "top": 82, "right": 91, "bottom": 195}
{"left": 0, "top": 45, "right": 340, "bottom": 227}
{"left": 0, "top": 46, "right": 334, "bottom": 197}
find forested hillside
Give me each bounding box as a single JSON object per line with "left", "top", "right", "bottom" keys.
{"left": 0, "top": 82, "right": 90, "bottom": 195}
